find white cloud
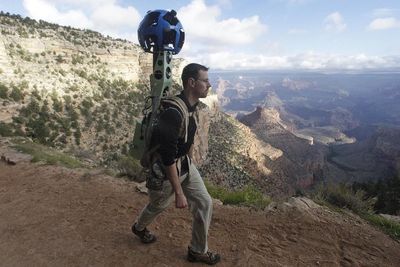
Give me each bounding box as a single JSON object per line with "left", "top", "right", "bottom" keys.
{"left": 178, "top": 0, "right": 267, "bottom": 46}
{"left": 187, "top": 51, "right": 290, "bottom": 70}
{"left": 324, "top": 12, "right": 346, "bottom": 33}
{"left": 91, "top": 5, "right": 140, "bottom": 32}
{"left": 49, "top": 0, "right": 117, "bottom": 8}
{"left": 23, "top": 0, "right": 141, "bottom": 40}
{"left": 23, "top": 0, "right": 93, "bottom": 29}
{"left": 288, "top": 53, "right": 396, "bottom": 70}
{"left": 186, "top": 51, "right": 400, "bottom": 71}
{"left": 367, "top": 17, "right": 400, "bottom": 30}
{"left": 261, "top": 41, "right": 284, "bottom": 55}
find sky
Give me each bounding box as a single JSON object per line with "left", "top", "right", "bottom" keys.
{"left": 1, "top": 0, "right": 400, "bottom": 71}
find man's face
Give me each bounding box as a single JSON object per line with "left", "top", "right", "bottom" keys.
{"left": 193, "top": 70, "right": 211, "bottom": 99}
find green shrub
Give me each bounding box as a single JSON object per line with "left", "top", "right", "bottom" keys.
{"left": 56, "top": 54, "right": 64, "bottom": 63}
{"left": 84, "top": 113, "right": 93, "bottom": 128}
{"left": 375, "top": 176, "right": 400, "bottom": 215}
{"left": 0, "top": 82, "right": 8, "bottom": 99}
{"left": 52, "top": 96, "right": 63, "bottom": 112}
{"left": 80, "top": 98, "right": 93, "bottom": 115}
{"left": 116, "top": 155, "right": 144, "bottom": 181}
{"left": 68, "top": 84, "right": 79, "bottom": 92}
{"left": 12, "top": 116, "right": 25, "bottom": 124}
{"left": 354, "top": 176, "right": 400, "bottom": 215}
{"left": 68, "top": 108, "right": 79, "bottom": 122}
{"left": 26, "top": 116, "right": 50, "bottom": 144}
{"left": 26, "top": 98, "right": 40, "bottom": 114}
{"left": 74, "top": 69, "right": 87, "bottom": 79}
{"left": 9, "top": 86, "right": 24, "bottom": 102}
{"left": 71, "top": 54, "right": 84, "bottom": 65}
{"left": 39, "top": 100, "right": 50, "bottom": 120}
{"left": 74, "top": 127, "right": 81, "bottom": 145}
{"left": 361, "top": 213, "right": 400, "bottom": 240}
{"left": 205, "top": 181, "right": 271, "bottom": 209}
{"left": 19, "top": 80, "right": 29, "bottom": 90}
{"left": 0, "top": 122, "right": 14, "bottom": 136}
{"left": 63, "top": 94, "right": 72, "bottom": 105}
{"left": 31, "top": 88, "right": 42, "bottom": 100}
{"left": 312, "top": 183, "right": 375, "bottom": 214}
{"left": 311, "top": 183, "right": 400, "bottom": 240}
{"left": 12, "top": 139, "right": 82, "bottom": 168}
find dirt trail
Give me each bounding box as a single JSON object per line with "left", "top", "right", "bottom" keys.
{"left": 1, "top": 147, "right": 400, "bottom": 266}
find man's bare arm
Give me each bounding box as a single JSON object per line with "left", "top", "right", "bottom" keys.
{"left": 164, "top": 163, "right": 188, "bottom": 208}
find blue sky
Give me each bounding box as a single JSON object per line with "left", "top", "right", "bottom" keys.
{"left": 1, "top": 0, "right": 400, "bottom": 71}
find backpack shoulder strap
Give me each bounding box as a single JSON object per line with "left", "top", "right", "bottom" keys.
{"left": 161, "top": 96, "right": 190, "bottom": 142}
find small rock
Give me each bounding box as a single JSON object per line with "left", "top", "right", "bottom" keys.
{"left": 1, "top": 154, "right": 17, "bottom": 165}
{"left": 379, "top": 214, "right": 400, "bottom": 223}
{"left": 168, "top": 233, "right": 173, "bottom": 238}
{"left": 136, "top": 182, "right": 148, "bottom": 194}
{"left": 231, "top": 244, "right": 238, "bottom": 252}
{"left": 212, "top": 198, "right": 223, "bottom": 206}
{"left": 264, "top": 201, "right": 278, "bottom": 212}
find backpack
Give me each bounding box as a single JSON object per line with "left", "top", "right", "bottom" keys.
{"left": 138, "top": 96, "right": 194, "bottom": 169}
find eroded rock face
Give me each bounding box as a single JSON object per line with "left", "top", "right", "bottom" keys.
{"left": 191, "top": 94, "right": 219, "bottom": 166}
{"left": 238, "top": 106, "right": 328, "bottom": 194}
{"left": 0, "top": 35, "right": 186, "bottom": 92}
{"left": 191, "top": 96, "right": 291, "bottom": 195}
{"left": 191, "top": 102, "right": 212, "bottom": 166}
{"left": 195, "top": 94, "right": 326, "bottom": 197}
{"left": 0, "top": 14, "right": 188, "bottom": 161}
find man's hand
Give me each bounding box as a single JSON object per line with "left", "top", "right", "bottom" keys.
{"left": 164, "top": 163, "right": 187, "bottom": 208}
{"left": 175, "top": 193, "right": 188, "bottom": 209}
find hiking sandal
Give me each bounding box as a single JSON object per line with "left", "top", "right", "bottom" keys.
{"left": 132, "top": 223, "right": 157, "bottom": 244}
{"left": 187, "top": 246, "right": 221, "bottom": 265}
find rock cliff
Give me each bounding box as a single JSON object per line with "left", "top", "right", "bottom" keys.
{"left": 239, "top": 106, "right": 327, "bottom": 194}
{"left": 0, "top": 13, "right": 186, "bottom": 163}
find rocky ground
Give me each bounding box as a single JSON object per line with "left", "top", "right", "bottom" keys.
{"left": 1, "top": 142, "right": 400, "bottom": 267}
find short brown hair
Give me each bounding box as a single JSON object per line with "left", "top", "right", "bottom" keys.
{"left": 181, "top": 63, "right": 209, "bottom": 87}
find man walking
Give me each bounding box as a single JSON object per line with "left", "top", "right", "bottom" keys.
{"left": 132, "top": 63, "right": 221, "bottom": 265}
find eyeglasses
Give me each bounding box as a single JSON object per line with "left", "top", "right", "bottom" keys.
{"left": 196, "top": 78, "right": 210, "bottom": 84}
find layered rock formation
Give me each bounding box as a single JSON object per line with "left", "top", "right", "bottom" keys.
{"left": 0, "top": 13, "right": 186, "bottom": 162}
{"left": 196, "top": 101, "right": 287, "bottom": 196}
{"left": 239, "top": 106, "right": 327, "bottom": 194}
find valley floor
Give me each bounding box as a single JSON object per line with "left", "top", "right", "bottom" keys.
{"left": 0, "top": 143, "right": 399, "bottom": 266}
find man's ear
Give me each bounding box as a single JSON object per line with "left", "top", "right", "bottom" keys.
{"left": 188, "top": 77, "right": 196, "bottom": 88}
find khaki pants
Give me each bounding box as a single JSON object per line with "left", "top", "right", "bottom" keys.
{"left": 135, "top": 163, "right": 213, "bottom": 254}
